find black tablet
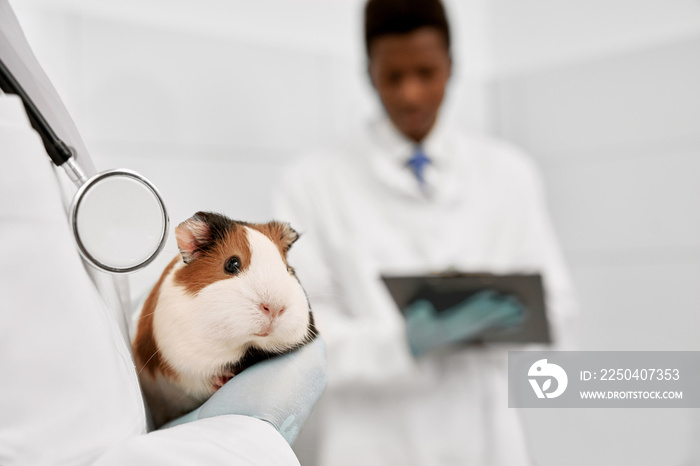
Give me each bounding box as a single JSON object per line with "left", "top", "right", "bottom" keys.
{"left": 381, "top": 272, "right": 552, "bottom": 345}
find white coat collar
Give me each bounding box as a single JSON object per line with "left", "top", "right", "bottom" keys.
{"left": 369, "top": 116, "right": 450, "bottom": 165}
{"left": 364, "top": 115, "right": 464, "bottom": 203}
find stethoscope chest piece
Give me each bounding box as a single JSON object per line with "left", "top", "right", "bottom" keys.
{"left": 70, "top": 169, "right": 169, "bottom": 273}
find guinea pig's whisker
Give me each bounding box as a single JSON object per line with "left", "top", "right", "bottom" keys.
{"left": 172, "top": 391, "right": 194, "bottom": 405}
{"left": 136, "top": 349, "right": 162, "bottom": 377}
{"left": 306, "top": 292, "right": 344, "bottom": 299}
{"left": 135, "top": 336, "right": 180, "bottom": 377}
{"left": 136, "top": 310, "right": 158, "bottom": 321}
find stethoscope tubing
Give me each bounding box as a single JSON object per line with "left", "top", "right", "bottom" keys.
{"left": 0, "top": 56, "right": 169, "bottom": 274}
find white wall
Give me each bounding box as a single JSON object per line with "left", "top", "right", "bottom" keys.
{"left": 10, "top": 0, "right": 492, "bottom": 298}
{"left": 488, "top": 1, "right": 700, "bottom": 464}
{"left": 10, "top": 0, "right": 368, "bottom": 296}
{"left": 9, "top": 1, "right": 700, "bottom": 465}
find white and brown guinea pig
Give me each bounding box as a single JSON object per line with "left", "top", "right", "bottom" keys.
{"left": 132, "top": 211, "right": 317, "bottom": 428}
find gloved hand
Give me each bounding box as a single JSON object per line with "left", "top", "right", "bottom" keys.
{"left": 404, "top": 290, "right": 524, "bottom": 358}
{"left": 161, "top": 336, "right": 327, "bottom": 445}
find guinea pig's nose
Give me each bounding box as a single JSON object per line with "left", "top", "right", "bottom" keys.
{"left": 259, "top": 302, "right": 285, "bottom": 318}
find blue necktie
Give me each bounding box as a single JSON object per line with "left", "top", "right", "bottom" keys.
{"left": 407, "top": 146, "right": 431, "bottom": 187}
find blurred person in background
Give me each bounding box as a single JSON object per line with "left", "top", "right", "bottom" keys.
{"left": 273, "top": 0, "right": 577, "bottom": 464}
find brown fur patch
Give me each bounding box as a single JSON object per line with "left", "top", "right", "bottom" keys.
{"left": 133, "top": 256, "right": 179, "bottom": 379}
{"left": 173, "top": 224, "right": 252, "bottom": 295}
{"left": 250, "top": 222, "right": 298, "bottom": 263}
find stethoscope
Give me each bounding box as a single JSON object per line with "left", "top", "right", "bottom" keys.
{"left": 0, "top": 58, "right": 169, "bottom": 274}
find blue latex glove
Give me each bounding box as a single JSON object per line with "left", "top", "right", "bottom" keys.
{"left": 405, "top": 290, "right": 524, "bottom": 357}
{"left": 161, "top": 336, "right": 327, "bottom": 445}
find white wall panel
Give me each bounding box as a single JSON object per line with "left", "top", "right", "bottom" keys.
{"left": 12, "top": 0, "right": 366, "bottom": 58}
{"left": 318, "top": 54, "right": 379, "bottom": 145}
{"left": 79, "top": 19, "right": 328, "bottom": 152}
{"left": 489, "top": 0, "right": 700, "bottom": 74}
{"left": 542, "top": 150, "right": 700, "bottom": 253}
{"left": 570, "top": 262, "right": 700, "bottom": 351}
{"left": 493, "top": 36, "right": 700, "bottom": 159}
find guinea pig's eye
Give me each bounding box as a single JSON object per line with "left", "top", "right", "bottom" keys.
{"left": 224, "top": 256, "right": 241, "bottom": 274}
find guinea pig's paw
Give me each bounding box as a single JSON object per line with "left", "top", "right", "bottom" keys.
{"left": 212, "top": 371, "right": 236, "bottom": 392}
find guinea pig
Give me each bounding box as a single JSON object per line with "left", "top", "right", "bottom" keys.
{"left": 132, "top": 211, "right": 317, "bottom": 428}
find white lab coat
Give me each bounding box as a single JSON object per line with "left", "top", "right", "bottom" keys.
{"left": 0, "top": 2, "right": 299, "bottom": 464}
{"left": 273, "top": 117, "right": 577, "bottom": 466}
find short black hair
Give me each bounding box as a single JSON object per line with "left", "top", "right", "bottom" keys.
{"left": 364, "top": 0, "right": 451, "bottom": 56}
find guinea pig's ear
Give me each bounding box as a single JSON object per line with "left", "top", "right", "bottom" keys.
{"left": 268, "top": 221, "right": 300, "bottom": 255}
{"left": 175, "top": 212, "right": 214, "bottom": 264}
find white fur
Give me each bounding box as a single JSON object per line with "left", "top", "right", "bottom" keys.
{"left": 152, "top": 226, "right": 311, "bottom": 399}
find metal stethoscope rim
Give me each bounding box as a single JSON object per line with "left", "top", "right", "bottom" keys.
{"left": 69, "top": 168, "right": 170, "bottom": 274}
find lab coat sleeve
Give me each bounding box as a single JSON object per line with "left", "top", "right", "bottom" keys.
{"left": 94, "top": 416, "right": 300, "bottom": 466}
{"left": 0, "top": 95, "right": 147, "bottom": 466}
{"left": 273, "top": 160, "right": 418, "bottom": 389}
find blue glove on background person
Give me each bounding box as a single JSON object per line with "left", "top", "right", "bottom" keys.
{"left": 163, "top": 336, "right": 327, "bottom": 445}
{"left": 404, "top": 290, "right": 525, "bottom": 357}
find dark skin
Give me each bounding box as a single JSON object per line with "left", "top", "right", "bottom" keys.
{"left": 368, "top": 27, "right": 452, "bottom": 143}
